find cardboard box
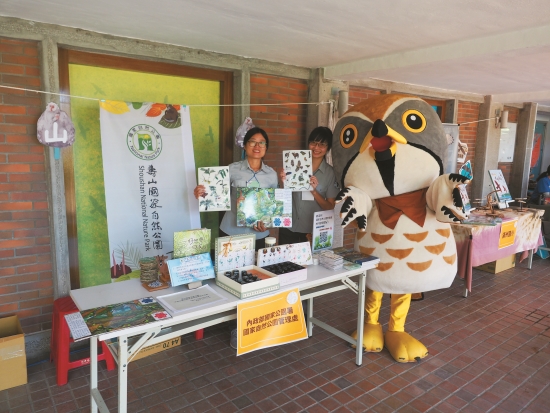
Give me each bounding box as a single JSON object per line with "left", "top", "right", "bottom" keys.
{"left": 475, "top": 254, "right": 516, "bottom": 274}
{"left": 0, "top": 315, "right": 27, "bottom": 391}
{"left": 132, "top": 336, "right": 181, "bottom": 361}
{"left": 216, "top": 265, "right": 279, "bottom": 299}
{"left": 261, "top": 261, "right": 307, "bottom": 287}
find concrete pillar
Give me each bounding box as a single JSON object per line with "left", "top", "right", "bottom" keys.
{"left": 233, "top": 67, "right": 250, "bottom": 162}
{"left": 509, "top": 102, "right": 538, "bottom": 198}
{"left": 444, "top": 99, "right": 458, "bottom": 124}
{"left": 471, "top": 96, "right": 502, "bottom": 203}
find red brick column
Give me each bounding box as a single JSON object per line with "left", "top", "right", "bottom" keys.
{"left": 0, "top": 37, "right": 53, "bottom": 334}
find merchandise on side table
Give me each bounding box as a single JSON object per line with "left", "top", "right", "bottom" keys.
{"left": 330, "top": 248, "right": 380, "bottom": 267}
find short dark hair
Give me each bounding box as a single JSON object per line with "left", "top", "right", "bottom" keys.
{"left": 307, "top": 126, "right": 333, "bottom": 151}
{"left": 243, "top": 127, "right": 269, "bottom": 150}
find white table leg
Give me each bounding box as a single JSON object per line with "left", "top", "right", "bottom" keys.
{"left": 528, "top": 249, "right": 534, "bottom": 269}
{"left": 307, "top": 298, "right": 314, "bottom": 336}
{"left": 118, "top": 335, "right": 129, "bottom": 413}
{"left": 355, "top": 271, "right": 366, "bottom": 366}
{"left": 90, "top": 336, "right": 98, "bottom": 413}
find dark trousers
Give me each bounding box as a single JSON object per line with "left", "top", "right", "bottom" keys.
{"left": 278, "top": 228, "right": 310, "bottom": 245}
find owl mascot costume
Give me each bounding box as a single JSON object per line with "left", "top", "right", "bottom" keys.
{"left": 332, "top": 94, "right": 469, "bottom": 362}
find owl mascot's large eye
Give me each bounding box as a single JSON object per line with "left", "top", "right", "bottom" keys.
{"left": 340, "top": 124, "right": 358, "bottom": 148}
{"left": 402, "top": 110, "right": 426, "bottom": 133}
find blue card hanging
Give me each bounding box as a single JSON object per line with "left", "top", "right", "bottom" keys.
{"left": 37, "top": 102, "right": 76, "bottom": 159}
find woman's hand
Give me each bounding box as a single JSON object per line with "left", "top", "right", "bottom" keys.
{"left": 252, "top": 221, "right": 266, "bottom": 232}
{"left": 310, "top": 175, "right": 319, "bottom": 192}
{"left": 279, "top": 168, "right": 287, "bottom": 187}
{"left": 193, "top": 185, "right": 206, "bottom": 200}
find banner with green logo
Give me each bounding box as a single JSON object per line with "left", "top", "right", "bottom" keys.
{"left": 100, "top": 101, "right": 200, "bottom": 281}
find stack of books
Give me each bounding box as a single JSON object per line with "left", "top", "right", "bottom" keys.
{"left": 331, "top": 248, "right": 380, "bottom": 267}
{"left": 318, "top": 250, "right": 344, "bottom": 270}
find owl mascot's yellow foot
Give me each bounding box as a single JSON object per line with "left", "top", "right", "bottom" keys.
{"left": 385, "top": 331, "right": 428, "bottom": 362}
{"left": 385, "top": 293, "right": 428, "bottom": 362}
{"left": 351, "top": 289, "right": 384, "bottom": 351}
{"left": 351, "top": 323, "right": 384, "bottom": 352}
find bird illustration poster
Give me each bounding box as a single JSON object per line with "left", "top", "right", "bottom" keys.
{"left": 100, "top": 101, "right": 200, "bottom": 282}
{"left": 282, "top": 150, "right": 312, "bottom": 191}
{"left": 236, "top": 188, "right": 292, "bottom": 228}
{"left": 37, "top": 102, "right": 76, "bottom": 147}
{"left": 197, "top": 166, "right": 230, "bottom": 211}
{"left": 488, "top": 169, "right": 513, "bottom": 202}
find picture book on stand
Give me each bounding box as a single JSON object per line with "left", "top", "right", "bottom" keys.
{"left": 236, "top": 187, "right": 292, "bottom": 228}
{"left": 173, "top": 228, "right": 211, "bottom": 259}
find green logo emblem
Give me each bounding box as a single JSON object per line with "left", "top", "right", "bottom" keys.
{"left": 127, "top": 124, "right": 162, "bottom": 160}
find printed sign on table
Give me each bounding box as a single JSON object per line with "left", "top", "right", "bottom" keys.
{"left": 312, "top": 210, "right": 334, "bottom": 252}
{"left": 236, "top": 288, "right": 307, "bottom": 355}
{"left": 499, "top": 219, "right": 517, "bottom": 249}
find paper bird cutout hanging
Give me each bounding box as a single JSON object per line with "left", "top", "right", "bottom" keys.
{"left": 37, "top": 102, "right": 75, "bottom": 147}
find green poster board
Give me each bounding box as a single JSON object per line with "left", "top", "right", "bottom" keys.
{"left": 69, "top": 65, "right": 220, "bottom": 287}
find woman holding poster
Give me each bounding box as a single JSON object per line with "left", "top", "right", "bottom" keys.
{"left": 194, "top": 127, "right": 278, "bottom": 249}
{"left": 278, "top": 127, "right": 339, "bottom": 244}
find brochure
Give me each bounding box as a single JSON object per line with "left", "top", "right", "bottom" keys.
{"left": 157, "top": 285, "right": 226, "bottom": 314}
{"left": 236, "top": 187, "right": 292, "bottom": 228}
{"left": 282, "top": 150, "right": 313, "bottom": 191}
{"left": 197, "top": 166, "right": 231, "bottom": 211}
{"left": 166, "top": 253, "right": 215, "bottom": 287}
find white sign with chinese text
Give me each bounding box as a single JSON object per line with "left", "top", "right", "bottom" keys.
{"left": 100, "top": 102, "right": 200, "bottom": 273}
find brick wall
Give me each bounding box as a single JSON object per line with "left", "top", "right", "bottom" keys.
{"left": 348, "top": 86, "right": 380, "bottom": 106}
{"left": 0, "top": 37, "right": 53, "bottom": 334}
{"left": 250, "top": 73, "right": 308, "bottom": 172}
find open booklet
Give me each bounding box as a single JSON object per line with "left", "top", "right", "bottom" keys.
{"left": 156, "top": 284, "right": 227, "bottom": 314}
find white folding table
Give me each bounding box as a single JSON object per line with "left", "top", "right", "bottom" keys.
{"left": 70, "top": 263, "right": 376, "bottom": 413}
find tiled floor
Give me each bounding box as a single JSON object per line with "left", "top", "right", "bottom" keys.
{"left": 1, "top": 257, "right": 550, "bottom": 413}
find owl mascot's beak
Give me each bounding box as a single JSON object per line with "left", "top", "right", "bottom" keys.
{"left": 360, "top": 119, "right": 408, "bottom": 161}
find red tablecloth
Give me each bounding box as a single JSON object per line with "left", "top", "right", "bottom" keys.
{"left": 451, "top": 209, "right": 544, "bottom": 292}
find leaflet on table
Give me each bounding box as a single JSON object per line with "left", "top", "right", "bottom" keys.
{"left": 215, "top": 234, "right": 256, "bottom": 272}
{"left": 197, "top": 166, "right": 231, "bottom": 211}
{"left": 312, "top": 210, "right": 334, "bottom": 251}
{"left": 282, "top": 150, "right": 313, "bottom": 191}
{"left": 70, "top": 297, "right": 171, "bottom": 339}
{"left": 157, "top": 285, "right": 226, "bottom": 314}
{"left": 166, "top": 253, "right": 215, "bottom": 287}
{"left": 236, "top": 187, "right": 292, "bottom": 228}
{"left": 173, "top": 228, "right": 211, "bottom": 259}
{"left": 257, "top": 242, "right": 313, "bottom": 267}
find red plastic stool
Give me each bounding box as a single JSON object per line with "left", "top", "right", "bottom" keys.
{"left": 51, "top": 296, "right": 116, "bottom": 386}
{"left": 195, "top": 329, "right": 204, "bottom": 339}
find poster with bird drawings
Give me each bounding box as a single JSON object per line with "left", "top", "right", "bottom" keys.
{"left": 282, "top": 150, "right": 313, "bottom": 191}
{"left": 197, "top": 166, "right": 230, "bottom": 211}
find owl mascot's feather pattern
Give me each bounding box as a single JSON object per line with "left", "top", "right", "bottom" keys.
{"left": 332, "top": 94, "right": 469, "bottom": 362}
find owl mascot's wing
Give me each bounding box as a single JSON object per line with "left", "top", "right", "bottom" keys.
{"left": 426, "top": 173, "right": 471, "bottom": 223}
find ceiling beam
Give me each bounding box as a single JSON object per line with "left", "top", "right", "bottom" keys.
{"left": 324, "top": 24, "right": 550, "bottom": 79}
{"left": 494, "top": 90, "right": 550, "bottom": 104}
